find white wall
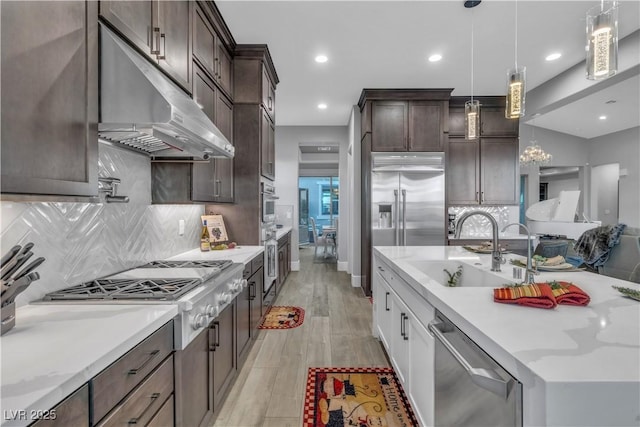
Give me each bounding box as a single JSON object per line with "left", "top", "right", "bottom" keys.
{"left": 519, "top": 124, "right": 589, "bottom": 213}
{"left": 274, "top": 126, "right": 350, "bottom": 270}
{"left": 588, "top": 126, "right": 640, "bottom": 227}
{"left": 542, "top": 176, "right": 580, "bottom": 200}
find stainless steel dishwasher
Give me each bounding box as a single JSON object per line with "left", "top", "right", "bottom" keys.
{"left": 429, "top": 311, "right": 522, "bottom": 427}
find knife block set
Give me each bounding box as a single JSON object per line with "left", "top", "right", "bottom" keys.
{"left": 1, "top": 243, "right": 45, "bottom": 335}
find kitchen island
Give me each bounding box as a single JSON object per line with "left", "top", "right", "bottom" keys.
{"left": 374, "top": 245, "right": 640, "bottom": 427}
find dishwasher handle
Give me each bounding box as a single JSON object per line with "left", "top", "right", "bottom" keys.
{"left": 429, "top": 319, "right": 512, "bottom": 400}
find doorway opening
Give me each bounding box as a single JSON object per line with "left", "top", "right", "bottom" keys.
{"left": 298, "top": 176, "right": 339, "bottom": 244}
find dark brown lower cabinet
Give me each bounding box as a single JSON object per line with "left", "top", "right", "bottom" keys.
{"left": 238, "top": 263, "right": 264, "bottom": 364}
{"left": 31, "top": 384, "right": 89, "bottom": 427}
{"left": 178, "top": 329, "right": 213, "bottom": 427}
{"left": 147, "top": 394, "right": 174, "bottom": 427}
{"left": 211, "top": 302, "right": 236, "bottom": 412}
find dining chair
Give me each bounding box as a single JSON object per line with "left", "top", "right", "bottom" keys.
{"left": 309, "top": 217, "right": 335, "bottom": 258}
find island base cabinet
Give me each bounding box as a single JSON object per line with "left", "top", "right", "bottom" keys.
{"left": 407, "top": 316, "right": 434, "bottom": 427}
{"left": 373, "top": 256, "right": 435, "bottom": 427}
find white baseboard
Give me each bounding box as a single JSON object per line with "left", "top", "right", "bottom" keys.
{"left": 290, "top": 261, "right": 300, "bottom": 271}
{"left": 337, "top": 261, "right": 348, "bottom": 271}
{"left": 351, "top": 275, "right": 362, "bottom": 287}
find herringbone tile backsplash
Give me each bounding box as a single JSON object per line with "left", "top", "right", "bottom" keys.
{"left": 0, "top": 143, "right": 204, "bottom": 306}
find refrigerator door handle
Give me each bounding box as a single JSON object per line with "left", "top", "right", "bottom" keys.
{"left": 394, "top": 189, "right": 399, "bottom": 246}
{"left": 402, "top": 189, "right": 407, "bottom": 246}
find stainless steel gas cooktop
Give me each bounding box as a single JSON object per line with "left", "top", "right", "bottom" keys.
{"left": 42, "top": 278, "right": 201, "bottom": 301}
{"left": 138, "top": 260, "right": 234, "bottom": 270}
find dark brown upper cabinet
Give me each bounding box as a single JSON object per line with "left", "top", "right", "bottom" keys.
{"left": 193, "top": 2, "right": 233, "bottom": 100}
{"left": 447, "top": 96, "right": 519, "bottom": 206}
{"left": 449, "top": 98, "right": 519, "bottom": 137}
{"left": 1, "top": 1, "right": 99, "bottom": 199}
{"left": 447, "top": 137, "right": 518, "bottom": 206}
{"left": 100, "top": 0, "right": 191, "bottom": 92}
{"left": 234, "top": 45, "right": 279, "bottom": 181}
{"left": 359, "top": 89, "right": 452, "bottom": 152}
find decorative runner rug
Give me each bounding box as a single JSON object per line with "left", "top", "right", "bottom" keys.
{"left": 303, "top": 367, "right": 418, "bottom": 427}
{"left": 258, "top": 306, "right": 305, "bottom": 329}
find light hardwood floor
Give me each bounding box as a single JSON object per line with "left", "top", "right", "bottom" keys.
{"left": 212, "top": 246, "right": 389, "bottom": 427}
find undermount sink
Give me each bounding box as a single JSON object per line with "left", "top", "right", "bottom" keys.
{"left": 406, "top": 260, "right": 515, "bottom": 288}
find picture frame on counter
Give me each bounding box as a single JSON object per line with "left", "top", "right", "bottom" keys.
{"left": 201, "top": 214, "right": 229, "bottom": 243}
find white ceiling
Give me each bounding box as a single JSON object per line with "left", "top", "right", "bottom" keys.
{"left": 217, "top": 1, "right": 640, "bottom": 138}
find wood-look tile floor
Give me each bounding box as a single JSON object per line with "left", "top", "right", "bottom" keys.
{"left": 212, "top": 247, "right": 389, "bottom": 427}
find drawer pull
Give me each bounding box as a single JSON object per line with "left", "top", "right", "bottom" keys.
{"left": 385, "top": 292, "right": 390, "bottom": 311}
{"left": 127, "top": 350, "right": 160, "bottom": 376}
{"left": 128, "top": 392, "right": 161, "bottom": 424}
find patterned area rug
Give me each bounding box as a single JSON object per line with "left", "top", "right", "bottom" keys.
{"left": 303, "top": 367, "right": 418, "bottom": 427}
{"left": 258, "top": 306, "right": 305, "bottom": 329}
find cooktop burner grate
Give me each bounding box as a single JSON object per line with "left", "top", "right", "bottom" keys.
{"left": 42, "top": 278, "right": 201, "bottom": 301}
{"left": 138, "top": 260, "right": 234, "bottom": 270}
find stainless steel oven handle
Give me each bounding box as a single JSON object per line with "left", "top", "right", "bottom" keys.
{"left": 428, "top": 320, "right": 511, "bottom": 399}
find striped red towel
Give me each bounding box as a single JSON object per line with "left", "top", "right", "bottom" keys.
{"left": 550, "top": 281, "right": 590, "bottom": 306}
{"left": 493, "top": 283, "right": 557, "bottom": 309}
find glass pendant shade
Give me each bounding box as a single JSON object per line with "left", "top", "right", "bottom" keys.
{"left": 506, "top": 67, "right": 526, "bottom": 118}
{"left": 586, "top": 1, "right": 618, "bottom": 80}
{"left": 465, "top": 100, "right": 480, "bottom": 140}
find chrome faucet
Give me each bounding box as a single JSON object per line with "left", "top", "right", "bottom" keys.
{"left": 501, "top": 222, "right": 537, "bottom": 284}
{"left": 454, "top": 211, "right": 504, "bottom": 272}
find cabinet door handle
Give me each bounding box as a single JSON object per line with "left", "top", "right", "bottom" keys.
{"left": 128, "top": 392, "right": 161, "bottom": 424}
{"left": 127, "top": 350, "right": 160, "bottom": 375}
{"left": 156, "top": 32, "right": 166, "bottom": 60}
{"left": 400, "top": 312, "right": 405, "bottom": 338}
{"left": 481, "top": 191, "right": 485, "bottom": 203}
{"left": 378, "top": 266, "right": 385, "bottom": 272}
{"left": 475, "top": 191, "right": 479, "bottom": 202}
{"left": 214, "top": 58, "right": 220, "bottom": 78}
{"left": 403, "top": 314, "right": 409, "bottom": 340}
{"left": 214, "top": 320, "right": 220, "bottom": 348}
{"left": 249, "top": 281, "right": 256, "bottom": 300}
{"left": 151, "top": 27, "right": 161, "bottom": 55}
{"left": 385, "top": 292, "right": 390, "bottom": 311}
{"left": 408, "top": 136, "right": 411, "bottom": 150}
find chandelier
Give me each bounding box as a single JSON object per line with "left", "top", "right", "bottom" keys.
{"left": 520, "top": 143, "right": 552, "bottom": 166}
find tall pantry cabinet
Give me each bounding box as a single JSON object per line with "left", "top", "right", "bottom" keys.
{"left": 210, "top": 45, "right": 279, "bottom": 245}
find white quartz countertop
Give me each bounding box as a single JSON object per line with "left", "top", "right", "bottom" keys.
{"left": 374, "top": 245, "right": 640, "bottom": 426}
{"left": 170, "top": 245, "right": 264, "bottom": 265}
{"left": 0, "top": 304, "right": 177, "bottom": 427}
{"left": 276, "top": 226, "right": 292, "bottom": 240}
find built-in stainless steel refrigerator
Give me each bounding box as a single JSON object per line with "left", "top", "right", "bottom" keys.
{"left": 371, "top": 152, "right": 445, "bottom": 247}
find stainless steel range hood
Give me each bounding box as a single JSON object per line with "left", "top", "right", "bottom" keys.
{"left": 98, "top": 23, "right": 234, "bottom": 160}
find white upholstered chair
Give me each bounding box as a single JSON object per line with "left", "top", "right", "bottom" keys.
{"left": 309, "top": 217, "right": 335, "bottom": 258}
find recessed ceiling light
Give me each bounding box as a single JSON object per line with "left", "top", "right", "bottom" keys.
{"left": 545, "top": 52, "right": 562, "bottom": 61}
{"left": 318, "top": 103, "right": 328, "bottom": 110}
{"left": 599, "top": 115, "right": 607, "bottom": 120}
{"left": 428, "top": 54, "right": 442, "bottom": 62}
{"left": 315, "top": 55, "right": 328, "bottom": 63}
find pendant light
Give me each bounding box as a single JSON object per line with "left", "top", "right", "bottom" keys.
{"left": 465, "top": 1, "right": 480, "bottom": 140}
{"left": 506, "top": 0, "right": 525, "bottom": 119}
{"left": 586, "top": 0, "right": 618, "bottom": 80}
